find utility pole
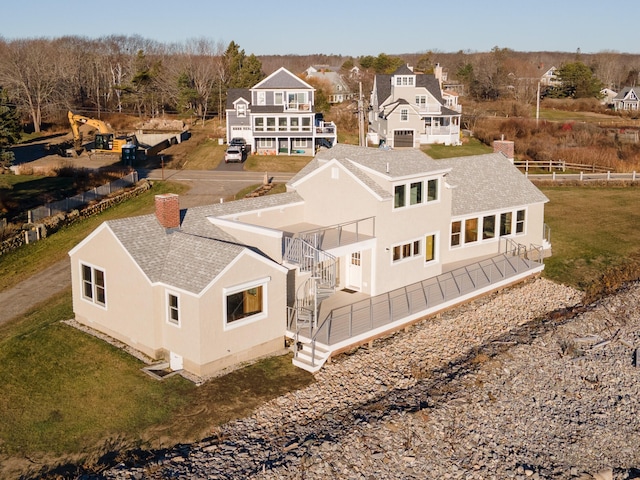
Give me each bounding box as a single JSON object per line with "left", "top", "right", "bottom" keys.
{"left": 536, "top": 82, "right": 541, "bottom": 127}
{"left": 358, "top": 82, "right": 365, "bottom": 147}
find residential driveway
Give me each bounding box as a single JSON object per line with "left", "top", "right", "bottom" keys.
{"left": 0, "top": 168, "right": 296, "bottom": 326}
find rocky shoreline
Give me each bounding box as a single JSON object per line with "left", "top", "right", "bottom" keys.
{"left": 98, "top": 277, "right": 640, "bottom": 479}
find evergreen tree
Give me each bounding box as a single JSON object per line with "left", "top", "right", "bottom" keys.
{"left": 0, "top": 87, "right": 20, "bottom": 169}
{"left": 554, "top": 62, "right": 604, "bottom": 98}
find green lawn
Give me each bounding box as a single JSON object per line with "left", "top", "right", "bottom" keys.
{"left": 422, "top": 137, "right": 493, "bottom": 159}
{"left": 540, "top": 185, "right": 640, "bottom": 290}
{"left": 0, "top": 289, "right": 312, "bottom": 478}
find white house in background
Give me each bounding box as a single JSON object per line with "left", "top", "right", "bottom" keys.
{"left": 540, "top": 66, "right": 561, "bottom": 87}
{"left": 600, "top": 88, "right": 618, "bottom": 106}
{"left": 369, "top": 64, "right": 462, "bottom": 148}
{"left": 69, "top": 144, "right": 550, "bottom": 377}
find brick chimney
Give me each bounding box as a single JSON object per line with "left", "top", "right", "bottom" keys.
{"left": 493, "top": 137, "right": 514, "bottom": 161}
{"left": 155, "top": 193, "right": 180, "bottom": 229}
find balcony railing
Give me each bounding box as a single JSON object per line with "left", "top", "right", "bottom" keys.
{"left": 284, "top": 102, "right": 312, "bottom": 111}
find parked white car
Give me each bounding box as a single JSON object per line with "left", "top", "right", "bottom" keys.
{"left": 224, "top": 146, "right": 243, "bottom": 163}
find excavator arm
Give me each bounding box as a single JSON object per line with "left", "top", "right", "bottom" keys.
{"left": 67, "top": 111, "right": 129, "bottom": 153}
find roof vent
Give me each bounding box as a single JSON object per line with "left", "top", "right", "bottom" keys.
{"left": 155, "top": 193, "right": 180, "bottom": 230}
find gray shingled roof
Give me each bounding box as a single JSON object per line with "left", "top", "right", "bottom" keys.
{"left": 314, "top": 143, "right": 444, "bottom": 178}
{"left": 435, "top": 153, "right": 549, "bottom": 216}
{"left": 290, "top": 145, "right": 548, "bottom": 217}
{"left": 253, "top": 68, "right": 312, "bottom": 90}
{"left": 105, "top": 192, "right": 305, "bottom": 294}
{"left": 374, "top": 71, "right": 444, "bottom": 106}
{"left": 106, "top": 214, "right": 245, "bottom": 294}
{"left": 290, "top": 144, "right": 447, "bottom": 200}
{"left": 226, "top": 88, "right": 250, "bottom": 109}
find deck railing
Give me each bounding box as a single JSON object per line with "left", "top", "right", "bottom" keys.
{"left": 298, "top": 249, "right": 543, "bottom": 367}
{"left": 295, "top": 216, "right": 376, "bottom": 250}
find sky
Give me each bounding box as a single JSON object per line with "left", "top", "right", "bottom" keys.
{"left": 3, "top": 0, "right": 640, "bottom": 57}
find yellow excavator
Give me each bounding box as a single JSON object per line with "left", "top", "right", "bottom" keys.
{"left": 68, "top": 111, "right": 134, "bottom": 154}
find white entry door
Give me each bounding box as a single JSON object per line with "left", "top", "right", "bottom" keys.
{"left": 348, "top": 252, "right": 362, "bottom": 290}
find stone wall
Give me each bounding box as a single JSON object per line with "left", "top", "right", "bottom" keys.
{"left": 0, "top": 180, "right": 152, "bottom": 257}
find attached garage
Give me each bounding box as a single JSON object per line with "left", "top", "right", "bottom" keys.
{"left": 393, "top": 130, "right": 414, "bottom": 148}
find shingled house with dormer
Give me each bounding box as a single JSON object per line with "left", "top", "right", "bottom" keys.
{"left": 369, "top": 64, "right": 462, "bottom": 148}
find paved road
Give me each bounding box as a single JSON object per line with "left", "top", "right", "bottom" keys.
{"left": 0, "top": 168, "right": 297, "bottom": 326}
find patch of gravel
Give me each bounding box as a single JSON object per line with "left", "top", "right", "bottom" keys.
{"left": 100, "top": 277, "right": 640, "bottom": 479}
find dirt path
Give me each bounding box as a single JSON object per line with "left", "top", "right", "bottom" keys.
{"left": 0, "top": 260, "right": 71, "bottom": 326}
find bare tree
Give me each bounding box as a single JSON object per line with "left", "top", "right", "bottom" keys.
{"left": 0, "top": 39, "right": 62, "bottom": 132}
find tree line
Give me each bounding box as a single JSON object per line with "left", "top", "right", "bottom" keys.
{"left": 0, "top": 36, "right": 265, "bottom": 134}
{"left": 2, "top": 36, "right": 640, "bottom": 150}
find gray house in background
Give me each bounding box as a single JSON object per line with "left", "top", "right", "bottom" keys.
{"left": 613, "top": 87, "right": 640, "bottom": 111}
{"left": 369, "top": 64, "right": 462, "bottom": 148}
{"left": 304, "top": 65, "right": 355, "bottom": 104}
{"left": 226, "top": 67, "right": 337, "bottom": 155}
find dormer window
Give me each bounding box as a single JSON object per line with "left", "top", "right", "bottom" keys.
{"left": 395, "top": 75, "right": 414, "bottom": 86}
{"left": 237, "top": 103, "right": 246, "bottom": 117}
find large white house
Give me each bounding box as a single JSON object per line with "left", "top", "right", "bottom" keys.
{"left": 69, "top": 144, "right": 550, "bottom": 377}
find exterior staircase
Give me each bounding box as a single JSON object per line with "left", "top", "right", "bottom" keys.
{"left": 283, "top": 236, "right": 337, "bottom": 372}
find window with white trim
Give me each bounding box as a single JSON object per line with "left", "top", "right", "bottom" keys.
{"left": 278, "top": 117, "right": 287, "bottom": 131}
{"left": 392, "top": 239, "right": 421, "bottom": 262}
{"left": 257, "top": 138, "right": 274, "bottom": 148}
{"left": 167, "top": 293, "right": 180, "bottom": 326}
{"left": 451, "top": 221, "right": 461, "bottom": 247}
{"left": 224, "top": 278, "right": 269, "bottom": 326}
{"left": 254, "top": 117, "right": 264, "bottom": 131}
{"left": 275, "top": 92, "right": 284, "bottom": 105}
{"left": 500, "top": 212, "right": 512, "bottom": 236}
{"left": 395, "top": 75, "right": 415, "bottom": 86}
{"left": 516, "top": 209, "right": 526, "bottom": 234}
{"left": 81, "top": 263, "right": 106, "bottom": 307}
{"left": 427, "top": 179, "right": 438, "bottom": 201}
{"left": 410, "top": 181, "right": 422, "bottom": 205}
{"left": 415, "top": 95, "right": 427, "bottom": 108}
{"left": 236, "top": 103, "right": 246, "bottom": 117}
{"left": 293, "top": 138, "right": 308, "bottom": 148}
{"left": 394, "top": 184, "right": 406, "bottom": 208}
{"left": 394, "top": 179, "right": 438, "bottom": 209}
{"left": 266, "top": 117, "right": 276, "bottom": 131}
{"left": 400, "top": 109, "right": 408, "bottom": 121}
{"left": 425, "top": 234, "right": 436, "bottom": 262}
{"left": 465, "top": 218, "right": 478, "bottom": 243}
{"left": 483, "top": 215, "right": 496, "bottom": 240}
